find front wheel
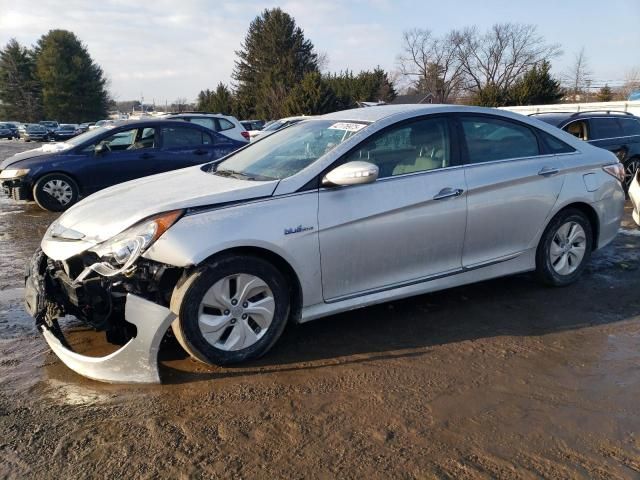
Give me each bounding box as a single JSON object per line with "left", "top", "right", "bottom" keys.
{"left": 624, "top": 158, "right": 640, "bottom": 191}
{"left": 33, "top": 173, "right": 80, "bottom": 212}
{"left": 171, "top": 256, "right": 290, "bottom": 365}
{"left": 535, "top": 209, "right": 592, "bottom": 287}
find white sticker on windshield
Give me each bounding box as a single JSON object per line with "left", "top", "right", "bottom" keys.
{"left": 328, "top": 122, "right": 366, "bottom": 132}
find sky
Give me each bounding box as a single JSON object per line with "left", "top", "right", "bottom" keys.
{"left": 0, "top": 0, "right": 638, "bottom": 104}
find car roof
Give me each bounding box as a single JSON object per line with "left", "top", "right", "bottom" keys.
{"left": 529, "top": 110, "right": 638, "bottom": 126}
{"left": 317, "top": 104, "right": 545, "bottom": 123}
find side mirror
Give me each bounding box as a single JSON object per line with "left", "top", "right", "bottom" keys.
{"left": 94, "top": 143, "right": 107, "bottom": 155}
{"left": 322, "top": 161, "right": 379, "bottom": 187}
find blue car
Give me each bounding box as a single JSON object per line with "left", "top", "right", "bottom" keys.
{"left": 0, "top": 119, "right": 246, "bottom": 211}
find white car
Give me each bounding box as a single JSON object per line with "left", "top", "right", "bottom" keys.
{"left": 249, "top": 115, "right": 309, "bottom": 141}
{"left": 166, "top": 113, "right": 250, "bottom": 143}
{"left": 25, "top": 104, "right": 625, "bottom": 383}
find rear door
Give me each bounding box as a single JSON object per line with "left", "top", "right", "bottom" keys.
{"left": 159, "top": 125, "right": 221, "bottom": 169}
{"left": 318, "top": 115, "right": 468, "bottom": 300}
{"left": 458, "top": 114, "right": 567, "bottom": 267}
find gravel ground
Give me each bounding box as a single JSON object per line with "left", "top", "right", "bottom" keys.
{"left": 1, "top": 139, "right": 640, "bottom": 479}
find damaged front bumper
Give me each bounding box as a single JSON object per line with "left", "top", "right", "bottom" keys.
{"left": 25, "top": 249, "right": 178, "bottom": 384}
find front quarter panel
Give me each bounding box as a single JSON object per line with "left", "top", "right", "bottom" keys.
{"left": 144, "top": 191, "right": 323, "bottom": 306}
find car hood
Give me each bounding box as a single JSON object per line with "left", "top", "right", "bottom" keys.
{"left": 43, "top": 166, "right": 279, "bottom": 259}
{"left": 0, "top": 144, "right": 71, "bottom": 169}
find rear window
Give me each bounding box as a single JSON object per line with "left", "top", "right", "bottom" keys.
{"left": 461, "top": 116, "right": 540, "bottom": 163}
{"left": 217, "top": 118, "right": 235, "bottom": 131}
{"left": 590, "top": 118, "right": 623, "bottom": 139}
{"left": 538, "top": 130, "right": 576, "bottom": 154}
{"left": 619, "top": 118, "right": 640, "bottom": 136}
{"left": 162, "top": 127, "right": 207, "bottom": 148}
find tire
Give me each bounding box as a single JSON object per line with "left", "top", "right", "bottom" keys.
{"left": 32, "top": 173, "right": 80, "bottom": 212}
{"left": 535, "top": 208, "right": 592, "bottom": 287}
{"left": 171, "top": 255, "right": 290, "bottom": 365}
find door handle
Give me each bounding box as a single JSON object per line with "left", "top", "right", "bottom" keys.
{"left": 193, "top": 149, "right": 207, "bottom": 155}
{"left": 433, "top": 187, "right": 464, "bottom": 200}
{"left": 538, "top": 166, "right": 559, "bottom": 177}
{"left": 139, "top": 152, "right": 153, "bottom": 159}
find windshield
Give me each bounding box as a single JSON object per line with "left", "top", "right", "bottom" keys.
{"left": 64, "top": 127, "right": 110, "bottom": 146}
{"left": 211, "top": 119, "right": 368, "bottom": 180}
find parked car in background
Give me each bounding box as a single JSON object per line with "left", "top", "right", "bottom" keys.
{"left": 532, "top": 111, "right": 640, "bottom": 189}
{"left": 78, "top": 122, "right": 95, "bottom": 133}
{"left": 0, "top": 123, "right": 15, "bottom": 140}
{"left": 52, "top": 124, "right": 81, "bottom": 141}
{"left": 22, "top": 124, "right": 49, "bottom": 142}
{"left": 165, "top": 112, "right": 250, "bottom": 143}
{"left": 89, "top": 119, "right": 116, "bottom": 130}
{"left": 248, "top": 115, "right": 308, "bottom": 141}
{"left": 1, "top": 122, "right": 20, "bottom": 138}
{"left": 21, "top": 105, "right": 625, "bottom": 383}
{"left": 240, "top": 119, "right": 265, "bottom": 132}
{"left": 0, "top": 119, "right": 246, "bottom": 211}
{"left": 39, "top": 121, "right": 59, "bottom": 137}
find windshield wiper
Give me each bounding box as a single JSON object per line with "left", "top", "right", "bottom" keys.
{"left": 214, "top": 169, "right": 255, "bottom": 180}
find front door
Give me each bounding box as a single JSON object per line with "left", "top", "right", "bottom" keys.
{"left": 318, "top": 116, "right": 467, "bottom": 301}
{"left": 81, "top": 126, "right": 160, "bottom": 193}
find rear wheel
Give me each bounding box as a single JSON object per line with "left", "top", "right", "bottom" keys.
{"left": 171, "top": 255, "right": 290, "bottom": 365}
{"left": 33, "top": 173, "right": 79, "bottom": 212}
{"left": 535, "top": 209, "right": 592, "bottom": 286}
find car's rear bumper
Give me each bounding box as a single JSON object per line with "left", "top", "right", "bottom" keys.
{"left": 25, "top": 250, "right": 176, "bottom": 383}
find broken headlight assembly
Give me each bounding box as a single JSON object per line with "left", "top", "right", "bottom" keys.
{"left": 79, "top": 210, "right": 183, "bottom": 280}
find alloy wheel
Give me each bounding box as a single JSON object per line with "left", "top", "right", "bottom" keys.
{"left": 624, "top": 159, "right": 640, "bottom": 189}
{"left": 197, "top": 273, "right": 275, "bottom": 351}
{"left": 549, "top": 221, "right": 587, "bottom": 275}
{"left": 41, "top": 179, "right": 73, "bottom": 205}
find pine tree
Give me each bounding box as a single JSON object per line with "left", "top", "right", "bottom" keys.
{"left": 0, "top": 39, "right": 42, "bottom": 121}
{"left": 197, "top": 83, "right": 234, "bottom": 115}
{"left": 233, "top": 8, "right": 318, "bottom": 119}
{"left": 507, "top": 60, "right": 563, "bottom": 106}
{"left": 284, "top": 72, "right": 336, "bottom": 115}
{"left": 596, "top": 84, "right": 613, "bottom": 102}
{"left": 35, "top": 29, "right": 108, "bottom": 122}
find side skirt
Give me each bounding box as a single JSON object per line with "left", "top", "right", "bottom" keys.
{"left": 299, "top": 249, "right": 536, "bottom": 323}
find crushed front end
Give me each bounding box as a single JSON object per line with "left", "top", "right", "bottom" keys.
{"left": 25, "top": 210, "right": 185, "bottom": 383}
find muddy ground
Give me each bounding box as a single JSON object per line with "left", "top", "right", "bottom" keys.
{"left": 1, "top": 139, "right": 640, "bottom": 479}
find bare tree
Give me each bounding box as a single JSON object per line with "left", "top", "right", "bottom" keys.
{"left": 455, "top": 23, "right": 561, "bottom": 99}
{"left": 564, "top": 48, "right": 592, "bottom": 102}
{"left": 397, "top": 29, "right": 465, "bottom": 102}
{"left": 316, "top": 51, "right": 330, "bottom": 73}
{"left": 619, "top": 67, "right": 640, "bottom": 99}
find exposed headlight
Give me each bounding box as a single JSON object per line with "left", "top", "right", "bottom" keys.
{"left": 0, "top": 168, "right": 30, "bottom": 179}
{"left": 89, "top": 210, "right": 183, "bottom": 275}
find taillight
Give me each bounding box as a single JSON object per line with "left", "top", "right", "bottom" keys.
{"left": 241, "top": 131, "right": 250, "bottom": 140}
{"left": 602, "top": 163, "right": 625, "bottom": 184}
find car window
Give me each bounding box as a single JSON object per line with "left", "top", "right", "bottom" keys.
{"left": 162, "top": 127, "right": 206, "bottom": 148}
{"left": 564, "top": 120, "right": 589, "bottom": 141}
{"left": 341, "top": 117, "right": 451, "bottom": 178}
{"left": 590, "top": 118, "right": 623, "bottom": 139}
{"left": 188, "top": 118, "right": 216, "bottom": 131}
{"left": 538, "top": 130, "right": 576, "bottom": 154}
{"left": 87, "top": 127, "right": 156, "bottom": 152}
{"left": 619, "top": 118, "right": 640, "bottom": 136}
{"left": 217, "top": 118, "right": 235, "bottom": 131}
{"left": 461, "top": 116, "right": 539, "bottom": 163}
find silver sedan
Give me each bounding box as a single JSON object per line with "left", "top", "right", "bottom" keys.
{"left": 26, "top": 105, "right": 626, "bottom": 383}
